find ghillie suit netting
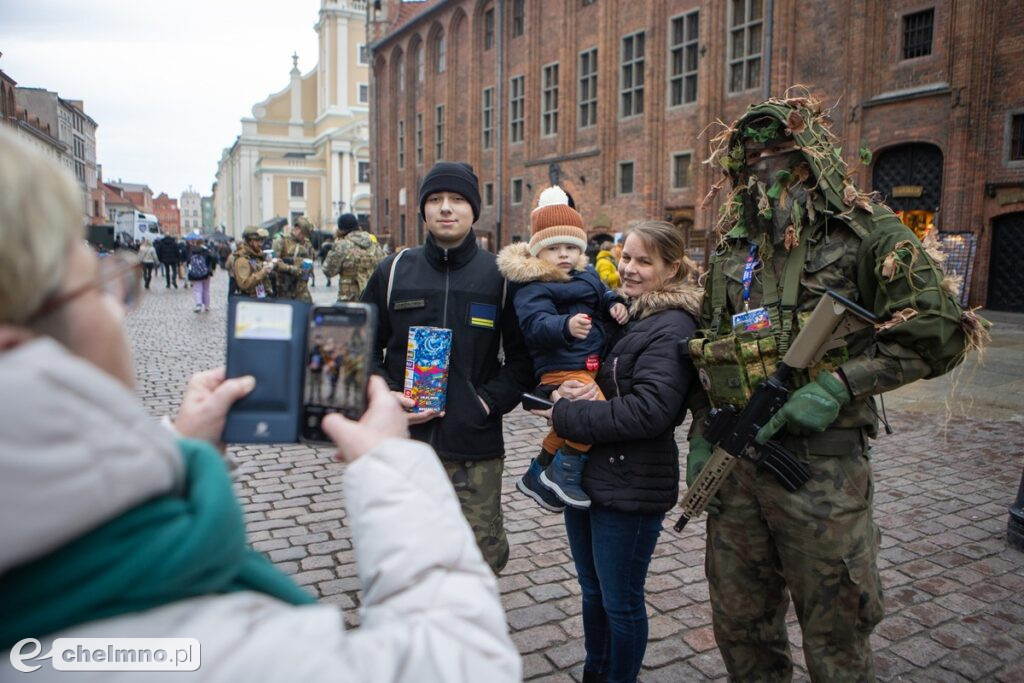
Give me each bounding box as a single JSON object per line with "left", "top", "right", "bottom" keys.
{"left": 701, "top": 87, "right": 990, "bottom": 358}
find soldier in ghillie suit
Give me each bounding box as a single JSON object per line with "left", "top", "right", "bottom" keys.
{"left": 272, "top": 216, "right": 316, "bottom": 303}
{"left": 324, "top": 213, "right": 385, "bottom": 302}
{"left": 687, "top": 91, "right": 989, "bottom": 681}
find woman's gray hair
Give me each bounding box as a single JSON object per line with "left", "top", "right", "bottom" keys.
{"left": 622, "top": 220, "right": 696, "bottom": 284}
{"left": 0, "top": 128, "right": 83, "bottom": 324}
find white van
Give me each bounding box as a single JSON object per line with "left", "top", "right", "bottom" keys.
{"left": 115, "top": 210, "right": 160, "bottom": 245}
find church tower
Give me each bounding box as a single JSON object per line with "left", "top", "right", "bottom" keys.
{"left": 315, "top": 0, "right": 370, "bottom": 117}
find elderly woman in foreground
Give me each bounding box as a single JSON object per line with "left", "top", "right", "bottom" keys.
{"left": 0, "top": 129, "right": 519, "bottom": 682}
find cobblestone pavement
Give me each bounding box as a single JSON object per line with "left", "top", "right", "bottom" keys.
{"left": 128, "top": 273, "right": 1024, "bottom": 681}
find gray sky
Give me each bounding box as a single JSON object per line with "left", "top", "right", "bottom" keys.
{"left": 0, "top": 0, "right": 323, "bottom": 197}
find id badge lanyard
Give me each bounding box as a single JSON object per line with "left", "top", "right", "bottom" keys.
{"left": 741, "top": 242, "right": 758, "bottom": 311}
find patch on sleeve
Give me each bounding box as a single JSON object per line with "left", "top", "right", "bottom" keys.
{"left": 468, "top": 302, "right": 497, "bottom": 329}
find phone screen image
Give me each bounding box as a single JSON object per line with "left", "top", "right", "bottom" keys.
{"left": 302, "top": 304, "right": 374, "bottom": 442}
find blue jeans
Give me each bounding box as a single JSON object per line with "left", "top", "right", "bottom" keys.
{"left": 564, "top": 506, "right": 664, "bottom": 683}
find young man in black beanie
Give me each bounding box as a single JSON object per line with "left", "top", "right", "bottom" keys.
{"left": 361, "top": 161, "right": 534, "bottom": 574}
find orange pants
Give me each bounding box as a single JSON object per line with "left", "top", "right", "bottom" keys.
{"left": 540, "top": 368, "right": 605, "bottom": 454}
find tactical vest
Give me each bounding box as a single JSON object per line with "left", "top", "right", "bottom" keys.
{"left": 691, "top": 211, "right": 873, "bottom": 409}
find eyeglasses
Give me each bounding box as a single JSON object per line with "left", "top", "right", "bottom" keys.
{"left": 28, "top": 252, "right": 143, "bottom": 323}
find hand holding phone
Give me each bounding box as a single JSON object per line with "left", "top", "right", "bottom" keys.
{"left": 322, "top": 377, "right": 409, "bottom": 463}
{"left": 175, "top": 367, "right": 256, "bottom": 449}
{"left": 222, "top": 299, "right": 375, "bottom": 444}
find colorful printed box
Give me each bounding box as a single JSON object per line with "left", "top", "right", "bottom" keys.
{"left": 403, "top": 326, "right": 452, "bottom": 412}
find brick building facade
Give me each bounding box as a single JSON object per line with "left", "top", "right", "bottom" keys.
{"left": 369, "top": 0, "right": 1024, "bottom": 310}
{"left": 153, "top": 192, "right": 181, "bottom": 236}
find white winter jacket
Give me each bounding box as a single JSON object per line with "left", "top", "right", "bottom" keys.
{"left": 0, "top": 339, "right": 521, "bottom": 682}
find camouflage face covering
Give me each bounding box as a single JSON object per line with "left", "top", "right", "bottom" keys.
{"left": 705, "top": 92, "right": 876, "bottom": 251}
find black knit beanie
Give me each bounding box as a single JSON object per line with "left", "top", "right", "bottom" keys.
{"left": 337, "top": 213, "right": 360, "bottom": 234}
{"left": 418, "top": 162, "right": 481, "bottom": 223}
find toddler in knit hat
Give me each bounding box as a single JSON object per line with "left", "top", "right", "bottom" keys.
{"left": 497, "top": 186, "right": 629, "bottom": 510}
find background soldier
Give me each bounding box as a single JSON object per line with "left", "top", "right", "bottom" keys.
{"left": 687, "top": 93, "right": 987, "bottom": 681}
{"left": 230, "top": 226, "right": 274, "bottom": 298}
{"left": 324, "top": 213, "right": 385, "bottom": 302}
{"left": 272, "top": 216, "right": 316, "bottom": 303}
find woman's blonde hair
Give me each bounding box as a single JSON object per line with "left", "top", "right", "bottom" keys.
{"left": 0, "top": 128, "right": 83, "bottom": 324}
{"left": 622, "top": 220, "right": 696, "bottom": 285}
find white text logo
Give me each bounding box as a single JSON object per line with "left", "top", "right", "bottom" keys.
{"left": 10, "top": 638, "right": 200, "bottom": 672}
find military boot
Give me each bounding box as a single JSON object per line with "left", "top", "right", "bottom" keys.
{"left": 517, "top": 452, "right": 565, "bottom": 513}
{"left": 539, "top": 449, "right": 591, "bottom": 509}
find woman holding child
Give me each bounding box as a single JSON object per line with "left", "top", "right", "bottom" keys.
{"left": 533, "top": 220, "right": 702, "bottom": 683}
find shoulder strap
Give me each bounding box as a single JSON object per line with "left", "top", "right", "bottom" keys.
{"left": 386, "top": 248, "right": 407, "bottom": 308}
{"left": 776, "top": 235, "right": 811, "bottom": 355}
{"left": 709, "top": 249, "right": 729, "bottom": 337}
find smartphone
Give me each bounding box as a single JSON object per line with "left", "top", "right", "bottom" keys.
{"left": 521, "top": 392, "right": 555, "bottom": 411}
{"left": 301, "top": 303, "right": 376, "bottom": 443}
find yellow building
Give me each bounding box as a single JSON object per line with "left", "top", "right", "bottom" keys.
{"left": 215, "top": 0, "right": 371, "bottom": 239}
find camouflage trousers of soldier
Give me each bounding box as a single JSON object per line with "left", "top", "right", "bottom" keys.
{"left": 442, "top": 458, "right": 509, "bottom": 574}
{"left": 706, "top": 432, "right": 884, "bottom": 682}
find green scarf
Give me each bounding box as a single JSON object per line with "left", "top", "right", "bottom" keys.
{"left": 0, "top": 439, "right": 315, "bottom": 649}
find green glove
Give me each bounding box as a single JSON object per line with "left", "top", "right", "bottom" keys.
{"left": 755, "top": 372, "right": 851, "bottom": 444}
{"left": 686, "top": 436, "right": 714, "bottom": 488}
{"left": 685, "top": 436, "right": 722, "bottom": 516}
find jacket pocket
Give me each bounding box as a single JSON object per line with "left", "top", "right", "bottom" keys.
{"left": 463, "top": 378, "right": 490, "bottom": 424}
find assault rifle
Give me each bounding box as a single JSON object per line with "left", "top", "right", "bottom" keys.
{"left": 674, "top": 290, "right": 878, "bottom": 532}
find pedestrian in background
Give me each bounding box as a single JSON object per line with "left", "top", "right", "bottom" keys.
{"left": 155, "top": 233, "right": 179, "bottom": 288}
{"left": 177, "top": 238, "right": 191, "bottom": 288}
{"left": 138, "top": 238, "right": 158, "bottom": 290}
{"left": 594, "top": 240, "right": 621, "bottom": 289}
{"left": 186, "top": 237, "right": 217, "bottom": 312}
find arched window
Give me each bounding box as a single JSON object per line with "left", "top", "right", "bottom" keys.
{"left": 435, "top": 32, "right": 446, "bottom": 73}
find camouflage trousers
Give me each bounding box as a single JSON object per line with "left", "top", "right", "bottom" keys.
{"left": 442, "top": 458, "right": 509, "bottom": 574}
{"left": 706, "top": 430, "right": 884, "bottom": 682}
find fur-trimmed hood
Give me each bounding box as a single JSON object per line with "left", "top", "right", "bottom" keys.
{"left": 628, "top": 281, "right": 703, "bottom": 321}
{"left": 497, "top": 241, "right": 590, "bottom": 284}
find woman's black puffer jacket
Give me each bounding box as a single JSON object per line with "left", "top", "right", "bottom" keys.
{"left": 551, "top": 282, "right": 701, "bottom": 514}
